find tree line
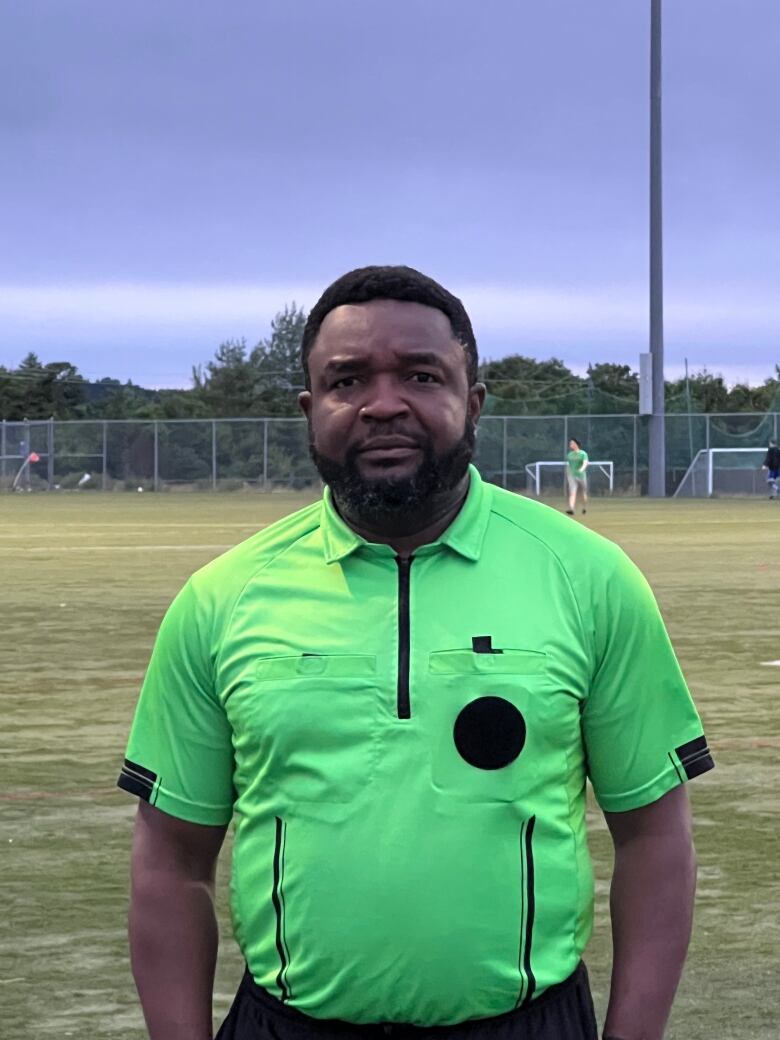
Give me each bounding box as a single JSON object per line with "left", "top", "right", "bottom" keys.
{"left": 2, "top": 302, "right": 778, "bottom": 422}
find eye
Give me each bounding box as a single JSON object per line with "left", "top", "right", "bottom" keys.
{"left": 331, "top": 376, "right": 359, "bottom": 389}
{"left": 411, "top": 372, "right": 439, "bottom": 384}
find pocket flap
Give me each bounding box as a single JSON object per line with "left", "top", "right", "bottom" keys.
{"left": 256, "top": 654, "right": 377, "bottom": 681}
{"left": 428, "top": 649, "right": 546, "bottom": 675}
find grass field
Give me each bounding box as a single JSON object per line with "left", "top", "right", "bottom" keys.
{"left": 1, "top": 491, "right": 779, "bottom": 1039}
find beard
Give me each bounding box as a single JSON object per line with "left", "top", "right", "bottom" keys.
{"left": 309, "top": 420, "right": 476, "bottom": 532}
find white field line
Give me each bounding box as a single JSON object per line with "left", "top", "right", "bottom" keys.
{"left": 0, "top": 544, "right": 238, "bottom": 554}
{"left": 760, "top": 660, "right": 780, "bottom": 667}
{"left": 0, "top": 522, "right": 270, "bottom": 533}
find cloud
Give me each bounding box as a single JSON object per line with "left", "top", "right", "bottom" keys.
{"left": 2, "top": 279, "right": 779, "bottom": 338}
{"left": 0, "top": 282, "right": 317, "bottom": 329}
{"left": 0, "top": 280, "right": 776, "bottom": 387}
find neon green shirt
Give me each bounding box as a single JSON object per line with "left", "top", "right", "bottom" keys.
{"left": 567, "top": 449, "right": 588, "bottom": 476}
{"left": 118, "top": 466, "right": 712, "bottom": 1026}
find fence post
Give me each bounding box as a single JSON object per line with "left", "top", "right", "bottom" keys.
{"left": 705, "top": 414, "right": 710, "bottom": 451}
{"left": 102, "top": 421, "right": 108, "bottom": 490}
{"left": 501, "top": 417, "right": 508, "bottom": 488}
{"left": 633, "top": 415, "right": 638, "bottom": 495}
{"left": 24, "top": 420, "right": 30, "bottom": 490}
{"left": 153, "top": 421, "right": 159, "bottom": 492}
{"left": 563, "top": 416, "right": 569, "bottom": 495}
{"left": 262, "top": 420, "right": 269, "bottom": 490}
{"left": 774, "top": 412, "right": 778, "bottom": 441}
{"left": 47, "top": 417, "right": 54, "bottom": 490}
{"left": 211, "top": 418, "right": 217, "bottom": 490}
{"left": 1, "top": 420, "right": 6, "bottom": 487}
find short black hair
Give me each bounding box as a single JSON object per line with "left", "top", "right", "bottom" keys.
{"left": 570, "top": 437, "right": 583, "bottom": 449}
{"left": 301, "top": 265, "right": 478, "bottom": 389}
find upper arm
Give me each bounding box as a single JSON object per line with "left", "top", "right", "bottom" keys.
{"left": 118, "top": 579, "right": 235, "bottom": 826}
{"left": 604, "top": 784, "right": 693, "bottom": 849}
{"left": 582, "top": 548, "right": 714, "bottom": 814}
{"left": 132, "top": 800, "right": 228, "bottom": 883}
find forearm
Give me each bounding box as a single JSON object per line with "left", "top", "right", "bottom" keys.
{"left": 130, "top": 869, "right": 219, "bottom": 1040}
{"left": 603, "top": 833, "right": 696, "bottom": 1040}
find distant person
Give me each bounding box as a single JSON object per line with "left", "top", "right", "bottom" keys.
{"left": 762, "top": 438, "right": 780, "bottom": 499}
{"left": 118, "top": 265, "right": 713, "bottom": 1040}
{"left": 566, "top": 437, "right": 589, "bottom": 515}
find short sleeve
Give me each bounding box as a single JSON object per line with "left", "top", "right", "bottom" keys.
{"left": 582, "top": 547, "right": 714, "bottom": 813}
{"left": 117, "top": 579, "right": 234, "bottom": 825}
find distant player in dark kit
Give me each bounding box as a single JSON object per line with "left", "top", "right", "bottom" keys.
{"left": 118, "top": 266, "right": 714, "bottom": 1040}
{"left": 762, "top": 438, "right": 780, "bottom": 499}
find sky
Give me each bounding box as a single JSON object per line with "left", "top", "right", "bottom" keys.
{"left": 1, "top": 0, "right": 778, "bottom": 389}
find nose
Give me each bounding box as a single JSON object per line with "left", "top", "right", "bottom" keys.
{"left": 358, "top": 376, "right": 409, "bottom": 423}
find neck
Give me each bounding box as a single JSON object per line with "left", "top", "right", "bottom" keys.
{"left": 334, "top": 472, "right": 471, "bottom": 557}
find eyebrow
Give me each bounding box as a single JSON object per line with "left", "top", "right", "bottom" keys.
{"left": 322, "top": 351, "right": 446, "bottom": 376}
{"left": 399, "top": 351, "right": 445, "bottom": 368}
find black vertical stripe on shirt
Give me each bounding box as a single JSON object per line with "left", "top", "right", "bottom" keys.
{"left": 520, "top": 815, "right": 537, "bottom": 1007}
{"left": 272, "top": 817, "right": 290, "bottom": 1002}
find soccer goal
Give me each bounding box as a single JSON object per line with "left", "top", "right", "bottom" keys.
{"left": 525, "top": 460, "right": 614, "bottom": 497}
{"left": 673, "top": 448, "right": 770, "bottom": 497}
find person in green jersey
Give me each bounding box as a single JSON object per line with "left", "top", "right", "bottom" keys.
{"left": 118, "top": 266, "right": 714, "bottom": 1040}
{"left": 566, "top": 438, "right": 588, "bottom": 515}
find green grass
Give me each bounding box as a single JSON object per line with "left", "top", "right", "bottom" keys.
{"left": 1, "top": 492, "right": 778, "bottom": 1038}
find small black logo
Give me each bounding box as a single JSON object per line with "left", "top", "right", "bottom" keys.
{"left": 454, "top": 697, "right": 526, "bottom": 770}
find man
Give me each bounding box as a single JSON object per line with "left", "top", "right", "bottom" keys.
{"left": 762, "top": 438, "right": 780, "bottom": 499}
{"left": 565, "top": 438, "right": 588, "bottom": 515}
{"left": 118, "top": 265, "right": 714, "bottom": 1040}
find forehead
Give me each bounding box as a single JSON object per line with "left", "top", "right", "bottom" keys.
{"left": 309, "top": 299, "right": 464, "bottom": 369}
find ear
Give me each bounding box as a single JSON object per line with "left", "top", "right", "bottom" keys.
{"left": 298, "top": 390, "right": 312, "bottom": 419}
{"left": 468, "top": 382, "right": 486, "bottom": 427}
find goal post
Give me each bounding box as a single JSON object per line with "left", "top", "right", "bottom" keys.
{"left": 525, "top": 460, "right": 614, "bottom": 497}
{"left": 673, "top": 447, "right": 770, "bottom": 498}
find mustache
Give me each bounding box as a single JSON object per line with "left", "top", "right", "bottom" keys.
{"left": 346, "top": 432, "right": 429, "bottom": 459}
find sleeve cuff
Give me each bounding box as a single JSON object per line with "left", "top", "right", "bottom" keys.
{"left": 593, "top": 746, "right": 714, "bottom": 814}
{"left": 117, "top": 760, "right": 232, "bottom": 826}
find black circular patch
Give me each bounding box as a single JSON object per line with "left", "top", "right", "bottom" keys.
{"left": 453, "top": 697, "right": 526, "bottom": 770}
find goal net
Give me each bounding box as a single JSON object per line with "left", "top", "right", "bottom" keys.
{"left": 673, "top": 448, "right": 770, "bottom": 497}
{"left": 525, "top": 460, "right": 614, "bottom": 497}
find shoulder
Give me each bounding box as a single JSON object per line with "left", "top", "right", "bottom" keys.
{"left": 484, "top": 484, "right": 624, "bottom": 573}
{"left": 187, "top": 497, "right": 324, "bottom": 610}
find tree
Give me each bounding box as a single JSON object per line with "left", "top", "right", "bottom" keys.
{"left": 193, "top": 304, "right": 307, "bottom": 418}
{"left": 248, "top": 303, "right": 307, "bottom": 416}
{"left": 587, "top": 363, "right": 638, "bottom": 401}
{"left": 0, "top": 354, "right": 87, "bottom": 420}
{"left": 478, "top": 355, "right": 584, "bottom": 414}
{"left": 192, "top": 338, "right": 257, "bottom": 417}
{"left": 666, "top": 370, "right": 730, "bottom": 414}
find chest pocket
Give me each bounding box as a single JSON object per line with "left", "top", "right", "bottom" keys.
{"left": 426, "top": 649, "right": 552, "bottom": 804}
{"left": 249, "top": 653, "right": 379, "bottom": 805}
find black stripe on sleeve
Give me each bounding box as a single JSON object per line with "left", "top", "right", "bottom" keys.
{"left": 674, "top": 736, "right": 715, "bottom": 780}
{"left": 117, "top": 759, "right": 158, "bottom": 802}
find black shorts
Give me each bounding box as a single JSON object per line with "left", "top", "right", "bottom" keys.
{"left": 215, "top": 962, "right": 598, "bottom": 1040}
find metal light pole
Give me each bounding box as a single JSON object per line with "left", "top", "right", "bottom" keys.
{"left": 648, "top": 0, "right": 666, "bottom": 496}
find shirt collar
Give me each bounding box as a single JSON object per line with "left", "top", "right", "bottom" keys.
{"left": 321, "top": 464, "right": 491, "bottom": 565}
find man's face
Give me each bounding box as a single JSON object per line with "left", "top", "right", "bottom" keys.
{"left": 299, "top": 299, "right": 484, "bottom": 526}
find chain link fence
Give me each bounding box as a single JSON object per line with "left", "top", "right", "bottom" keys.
{"left": 2, "top": 414, "right": 778, "bottom": 495}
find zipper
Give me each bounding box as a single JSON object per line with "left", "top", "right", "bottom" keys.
{"left": 395, "top": 555, "right": 414, "bottom": 719}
